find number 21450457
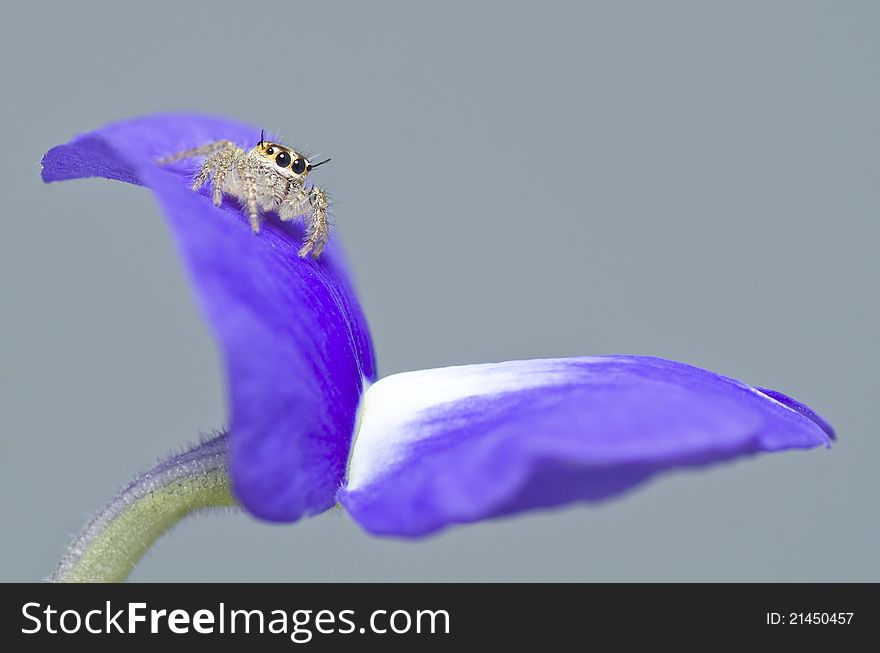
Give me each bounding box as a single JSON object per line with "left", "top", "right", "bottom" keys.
{"left": 766, "top": 612, "right": 853, "bottom": 625}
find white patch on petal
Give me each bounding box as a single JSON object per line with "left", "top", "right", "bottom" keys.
{"left": 345, "top": 358, "right": 590, "bottom": 491}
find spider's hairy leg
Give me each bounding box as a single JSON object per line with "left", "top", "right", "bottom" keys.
{"left": 278, "top": 185, "right": 328, "bottom": 257}
{"left": 278, "top": 187, "right": 310, "bottom": 223}
{"left": 192, "top": 143, "right": 243, "bottom": 194}
{"left": 211, "top": 162, "right": 229, "bottom": 206}
{"left": 299, "top": 186, "right": 330, "bottom": 259}
{"left": 208, "top": 147, "right": 242, "bottom": 206}
{"left": 236, "top": 158, "right": 261, "bottom": 233}
{"left": 157, "top": 140, "right": 237, "bottom": 165}
{"left": 155, "top": 141, "right": 242, "bottom": 195}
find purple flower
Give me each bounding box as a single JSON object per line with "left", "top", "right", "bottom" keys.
{"left": 42, "top": 114, "right": 834, "bottom": 537}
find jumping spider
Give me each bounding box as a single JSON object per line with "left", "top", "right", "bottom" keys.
{"left": 158, "top": 133, "right": 332, "bottom": 258}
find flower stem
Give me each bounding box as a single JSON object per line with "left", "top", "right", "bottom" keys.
{"left": 50, "top": 432, "right": 236, "bottom": 583}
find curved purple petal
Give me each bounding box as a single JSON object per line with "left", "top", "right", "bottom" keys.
{"left": 754, "top": 387, "right": 836, "bottom": 441}
{"left": 42, "top": 114, "right": 376, "bottom": 522}
{"left": 339, "top": 355, "right": 833, "bottom": 536}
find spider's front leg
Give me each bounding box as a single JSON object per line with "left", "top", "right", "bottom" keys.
{"left": 301, "top": 186, "right": 330, "bottom": 259}
{"left": 278, "top": 185, "right": 330, "bottom": 258}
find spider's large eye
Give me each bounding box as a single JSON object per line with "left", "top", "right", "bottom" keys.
{"left": 275, "top": 151, "right": 291, "bottom": 168}
{"left": 292, "top": 158, "right": 307, "bottom": 174}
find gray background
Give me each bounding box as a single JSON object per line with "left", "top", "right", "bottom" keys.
{"left": 0, "top": 1, "right": 876, "bottom": 581}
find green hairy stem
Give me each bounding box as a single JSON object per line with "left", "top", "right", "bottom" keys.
{"left": 51, "top": 433, "right": 235, "bottom": 583}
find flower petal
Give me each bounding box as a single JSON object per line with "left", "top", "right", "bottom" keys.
{"left": 339, "top": 355, "right": 833, "bottom": 536}
{"left": 42, "top": 114, "right": 376, "bottom": 521}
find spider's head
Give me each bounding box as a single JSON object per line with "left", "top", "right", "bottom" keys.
{"left": 254, "top": 134, "right": 330, "bottom": 179}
